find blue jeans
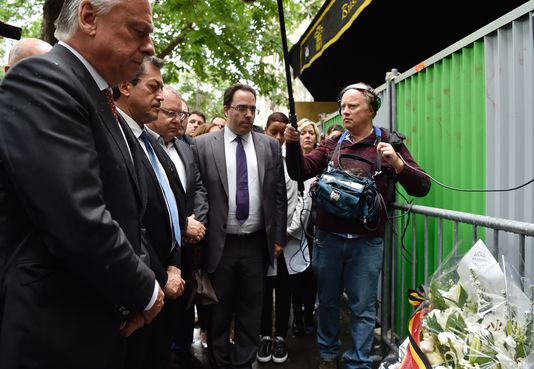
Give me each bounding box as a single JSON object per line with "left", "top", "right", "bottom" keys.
{"left": 312, "top": 229, "right": 384, "bottom": 369}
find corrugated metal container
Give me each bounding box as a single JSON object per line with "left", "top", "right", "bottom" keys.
{"left": 390, "top": 41, "right": 487, "bottom": 333}
{"left": 484, "top": 11, "right": 534, "bottom": 284}
{"left": 388, "top": 4, "right": 534, "bottom": 334}
{"left": 395, "top": 40, "right": 487, "bottom": 278}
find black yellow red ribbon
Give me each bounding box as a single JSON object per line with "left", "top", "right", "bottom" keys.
{"left": 399, "top": 286, "right": 432, "bottom": 369}
{"left": 407, "top": 285, "right": 428, "bottom": 308}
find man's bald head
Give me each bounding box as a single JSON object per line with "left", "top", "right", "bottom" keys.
{"left": 5, "top": 38, "right": 52, "bottom": 72}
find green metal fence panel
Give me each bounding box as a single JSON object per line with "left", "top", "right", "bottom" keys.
{"left": 394, "top": 40, "right": 487, "bottom": 334}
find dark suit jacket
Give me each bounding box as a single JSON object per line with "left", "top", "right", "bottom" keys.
{"left": 177, "top": 134, "right": 193, "bottom": 146}
{"left": 0, "top": 44, "right": 155, "bottom": 368}
{"left": 191, "top": 129, "right": 287, "bottom": 273}
{"left": 118, "top": 118, "right": 187, "bottom": 287}
{"left": 168, "top": 138, "right": 208, "bottom": 302}
{"left": 171, "top": 138, "right": 208, "bottom": 224}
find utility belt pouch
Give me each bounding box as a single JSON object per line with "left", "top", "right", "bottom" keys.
{"left": 310, "top": 128, "right": 383, "bottom": 224}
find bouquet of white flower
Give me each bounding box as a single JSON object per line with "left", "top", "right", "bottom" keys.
{"left": 396, "top": 240, "right": 534, "bottom": 369}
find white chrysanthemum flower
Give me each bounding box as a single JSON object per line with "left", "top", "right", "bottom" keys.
{"left": 440, "top": 283, "right": 463, "bottom": 307}
{"left": 493, "top": 329, "right": 509, "bottom": 350}
{"left": 419, "top": 339, "right": 434, "bottom": 353}
{"left": 426, "top": 350, "right": 446, "bottom": 366}
{"left": 427, "top": 309, "right": 447, "bottom": 331}
{"left": 438, "top": 332, "right": 465, "bottom": 359}
{"left": 438, "top": 331, "right": 457, "bottom": 345}
{"left": 458, "top": 358, "right": 478, "bottom": 369}
{"left": 464, "top": 314, "right": 485, "bottom": 340}
{"left": 504, "top": 335, "right": 517, "bottom": 349}
{"left": 496, "top": 352, "right": 518, "bottom": 369}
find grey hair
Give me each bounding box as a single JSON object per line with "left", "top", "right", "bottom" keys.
{"left": 163, "top": 85, "right": 182, "bottom": 99}
{"left": 54, "top": 0, "right": 121, "bottom": 40}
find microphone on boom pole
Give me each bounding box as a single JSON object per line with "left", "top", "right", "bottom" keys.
{"left": 242, "top": 0, "right": 305, "bottom": 192}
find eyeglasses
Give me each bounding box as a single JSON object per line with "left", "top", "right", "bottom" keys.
{"left": 160, "top": 107, "right": 188, "bottom": 121}
{"left": 230, "top": 105, "right": 259, "bottom": 115}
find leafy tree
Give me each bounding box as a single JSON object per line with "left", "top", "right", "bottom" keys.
{"left": 155, "top": 0, "right": 322, "bottom": 116}
{"left": 1, "top": 0, "right": 322, "bottom": 114}
{"left": 0, "top": 0, "right": 44, "bottom": 63}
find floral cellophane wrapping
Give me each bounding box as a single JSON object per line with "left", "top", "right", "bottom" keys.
{"left": 398, "top": 240, "right": 534, "bottom": 369}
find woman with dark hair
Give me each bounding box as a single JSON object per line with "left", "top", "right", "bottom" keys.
{"left": 257, "top": 112, "right": 296, "bottom": 364}
{"left": 326, "top": 123, "right": 343, "bottom": 140}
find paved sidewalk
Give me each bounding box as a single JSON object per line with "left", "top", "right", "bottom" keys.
{"left": 167, "top": 298, "right": 357, "bottom": 369}
{"left": 167, "top": 328, "right": 325, "bottom": 369}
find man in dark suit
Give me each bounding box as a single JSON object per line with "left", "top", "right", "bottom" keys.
{"left": 191, "top": 83, "right": 287, "bottom": 369}
{"left": 114, "top": 57, "right": 189, "bottom": 369}
{"left": 146, "top": 85, "right": 209, "bottom": 361}
{"left": 0, "top": 0, "right": 164, "bottom": 368}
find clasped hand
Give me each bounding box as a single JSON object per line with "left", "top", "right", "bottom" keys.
{"left": 120, "top": 283, "right": 165, "bottom": 337}
{"left": 163, "top": 265, "right": 185, "bottom": 299}
{"left": 184, "top": 215, "right": 206, "bottom": 244}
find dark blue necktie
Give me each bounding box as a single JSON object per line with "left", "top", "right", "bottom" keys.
{"left": 235, "top": 136, "right": 249, "bottom": 223}
{"left": 140, "top": 131, "right": 181, "bottom": 247}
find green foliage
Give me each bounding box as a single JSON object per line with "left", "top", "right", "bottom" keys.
{"left": 0, "top": 0, "right": 43, "bottom": 78}
{"left": 429, "top": 279, "right": 449, "bottom": 310}
{"left": 0, "top": 0, "right": 42, "bottom": 27}
{"left": 457, "top": 284, "right": 468, "bottom": 309}
{"left": 425, "top": 313, "right": 443, "bottom": 333}
{"left": 1, "top": 0, "right": 322, "bottom": 112}
{"left": 151, "top": 0, "right": 323, "bottom": 114}
{"left": 445, "top": 311, "right": 467, "bottom": 338}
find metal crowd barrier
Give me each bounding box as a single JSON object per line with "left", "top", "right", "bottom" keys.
{"left": 379, "top": 203, "right": 534, "bottom": 358}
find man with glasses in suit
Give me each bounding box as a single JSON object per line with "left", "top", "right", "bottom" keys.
{"left": 146, "top": 86, "right": 208, "bottom": 363}
{"left": 191, "top": 83, "right": 287, "bottom": 369}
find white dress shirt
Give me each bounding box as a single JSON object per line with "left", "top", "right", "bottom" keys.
{"left": 166, "top": 142, "right": 188, "bottom": 193}
{"left": 145, "top": 129, "right": 188, "bottom": 193}
{"left": 224, "top": 127, "right": 263, "bottom": 234}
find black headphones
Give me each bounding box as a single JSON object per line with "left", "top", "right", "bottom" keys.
{"left": 337, "top": 83, "right": 381, "bottom": 115}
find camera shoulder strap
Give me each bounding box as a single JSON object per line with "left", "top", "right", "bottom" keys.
{"left": 330, "top": 128, "right": 382, "bottom": 177}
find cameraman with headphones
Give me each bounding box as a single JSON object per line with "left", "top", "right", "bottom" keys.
{"left": 284, "top": 83, "right": 430, "bottom": 369}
